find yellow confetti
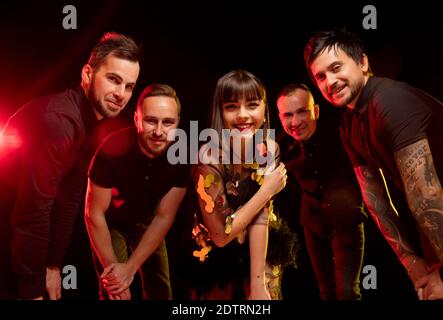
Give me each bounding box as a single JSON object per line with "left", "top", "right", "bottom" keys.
{"left": 251, "top": 162, "right": 259, "bottom": 169}
{"left": 237, "top": 230, "right": 247, "bottom": 244}
{"left": 269, "top": 212, "right": 277, "bottom": 222}
{"left": 204, "top": 174, "right": 215, "bottom": 188}
{"left": 272, "top": 265, "right": 281, "bottom": 277}
{"left": 225, "top": 215, "right": 232, "bottom": 234}
{"left": 193, "top": 246, "right": 212, "bottom": 262}
{"left": 251, "top": 171, "right": 264, "bottom": 185}
{"left": 257, "top": 175, "right": 264, "bottom": 185}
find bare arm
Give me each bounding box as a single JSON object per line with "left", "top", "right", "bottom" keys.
{"left": 248, "top": 207, "right": 271, "bottom": 300}
{"left": 101, "top": 187, "right": 186, "bottom": 295}
{"left": 354, "top": 165, "right": 428, "bottom": 281}
{"left": 394, "top": 138, "right": 443, "bottom": 263}
{"left": 195, "top": 163, "right": 286, "bottom": 248}
{"left": 127, "top": 187, "right": 186, "bottom": 273}
{"left": 84, "top": 179, "right": 118, "bottom": 268}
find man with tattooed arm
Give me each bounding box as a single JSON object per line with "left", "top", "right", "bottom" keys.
{"left": 304, "top": 29, "right": 443, "bottom": 299}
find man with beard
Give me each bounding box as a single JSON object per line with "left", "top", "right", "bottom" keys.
{"left": 277, "top": 83, "right": 366, "bottom": 299}
{"left": 85, "top": 84, "right": 187, "bottom": 300}
{"left": 0, "top": 32, "right": 141, "bottom": 300}
{"left": 304, "top": 29, "right": 443, "bottom": 299}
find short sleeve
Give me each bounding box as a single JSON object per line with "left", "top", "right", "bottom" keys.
{"left": 375, "top": 85, "right": 431, "bottom": 152}
{"left": 172, "top": 164, "right": 189, "bottom": 188}
{"left": 88, "top": 143, "right": 114, "bottom": 188}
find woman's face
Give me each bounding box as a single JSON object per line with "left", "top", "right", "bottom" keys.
{"left": 221, "top": 97, "right": 266, "bottom": 162}
{"left": 221, "top": 97, "right": 266, "bottom": 136}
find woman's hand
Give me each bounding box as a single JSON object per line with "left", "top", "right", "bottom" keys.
{"left": 261, "top": 163, "right": 287, "bottom": 197}
{"left": 249, "top": 282, "right": 271, "bottom": 300}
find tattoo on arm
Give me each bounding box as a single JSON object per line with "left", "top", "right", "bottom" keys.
{"left": 355, "top": 165, "right": 416, "bottom": 263}
{"left": 395, "top": 138, "right": 443, "bottom": 263}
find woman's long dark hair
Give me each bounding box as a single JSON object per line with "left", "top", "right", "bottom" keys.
{"left": 208, "top": 70, "right": 271, "bottom": 165}
{"left": 209, "top": 69, "right": 270, "bottom": 139}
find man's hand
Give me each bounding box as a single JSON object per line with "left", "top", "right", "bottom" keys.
{"left": 101, "top": 262, "right": 135, "bottom": 295}
{"left": 404, "top": 256, "right": 429, "bottom": 285}
{"left": 108, "top": 288, "right": 132, "bottom": 300}
{"left": 46, "top": 267, "right": 61, "bottom": 300}
{"left": 416, "top": 264, "right": 443, "bottom": 300}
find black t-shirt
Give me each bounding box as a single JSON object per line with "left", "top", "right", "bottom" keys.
{"left": 89, "top": 127, "right": 188, "bottom": 231}
{"left": 341, "top": 76, "right": 443, "bottom": 191}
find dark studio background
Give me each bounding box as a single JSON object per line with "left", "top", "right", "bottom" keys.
{"left": 1, "top": 0, "right": 442, "bottom": 301}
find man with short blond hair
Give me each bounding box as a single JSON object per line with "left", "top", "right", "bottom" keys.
{"left": 85, "top": 84, "right": 187, "bottom": 300}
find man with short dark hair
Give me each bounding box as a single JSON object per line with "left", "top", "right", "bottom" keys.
{"left": 85, "top": 84, "right": 187, "bottom": 300}
{"left": 304, "top": 28, "right": 443, "bottom": 299}
{"left": 0, "top": 32, "right": 141, "bottom": 300}
{"left": 277, "top": 83, "right": 366, "bottom": 299}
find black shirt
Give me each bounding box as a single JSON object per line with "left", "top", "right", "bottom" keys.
{"left": 341, "top": 76, "right": 443, "bottom": 191}
{"left": 89, "top": 127, "right": 188, "bottom": 231}
{"left": 1, "top": 88, "right": 98, "bottom": 298}
{"left": 280, "top": 121, "right": 366, "bottom": 235}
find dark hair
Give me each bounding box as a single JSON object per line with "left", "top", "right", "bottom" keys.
{"left": 303, "top": 29, "right": 366, "bottom": 82}
{"left": 136, "top": 83, "right": 181, "bottom": 115}
{"left": 210, "top": 69, "right": 269, "bottom": 138}
{"left": 87, "top": 32, "right": 142, "bottom": 70}
{"left": 276, "top": 83, "right": 312, "bottom": 101}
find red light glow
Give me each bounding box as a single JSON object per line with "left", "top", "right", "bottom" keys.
{"left": 0, "top": 126, "right": 22, "bottom": 156}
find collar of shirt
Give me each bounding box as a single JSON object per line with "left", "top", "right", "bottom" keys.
{"left": 133, "top": 136, "right": 170, "bottom": 169}
{"left": 352, "top": 76, "right": 379, "bottom": 114}
{"left": 75, "top": 87, "right": 100, "bottom": 134}
{"left": 299, "top": 122, "right": 324, "bottom": 152}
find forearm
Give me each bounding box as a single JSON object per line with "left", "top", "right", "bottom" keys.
{"left": 127, "top": 214, "right": 174, "bottom": 273}
{"left": 248, "top": 216, "right": 269, "bottom": 290}
{"left": 355, "top": 166, "right": 419, "bottom": 266}
{"left": 395, "top": 139, "right": 443, "bottom": 263}
{"left": 86, "top": 214, "right": 118, "bottom": 267}
{"left": 408, "top": 193, "right": 443, "bottom": 263}
{"left": 210, "top": 187, "right": 272, "bottom": 247}
{"left": 232, "top": 189, "right": 272, "bottom": 235}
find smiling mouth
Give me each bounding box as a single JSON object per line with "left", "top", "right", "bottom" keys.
{"left": 289, "top": 126, "right": 303, "bottom": 133}
{"left": 330, "top": 86, "right": 345, "bottom": 97}
{"left": 150, "top": 138, "right": 165, "bottom": 144}
{"left": 107, "top": 101, "right": 123, "bottom": 109}
{"left": 234, "top": 124, "right": 253, "bottom": 132}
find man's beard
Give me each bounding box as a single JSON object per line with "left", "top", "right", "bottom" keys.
{"left": 139, "top": 132, "right": 169, "bottom": 158}
{"left": 88, "top": 76, "right": 116, "bottom": 118}
{"left": 337, "top": 79, "right": 365, "bottom": 107}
